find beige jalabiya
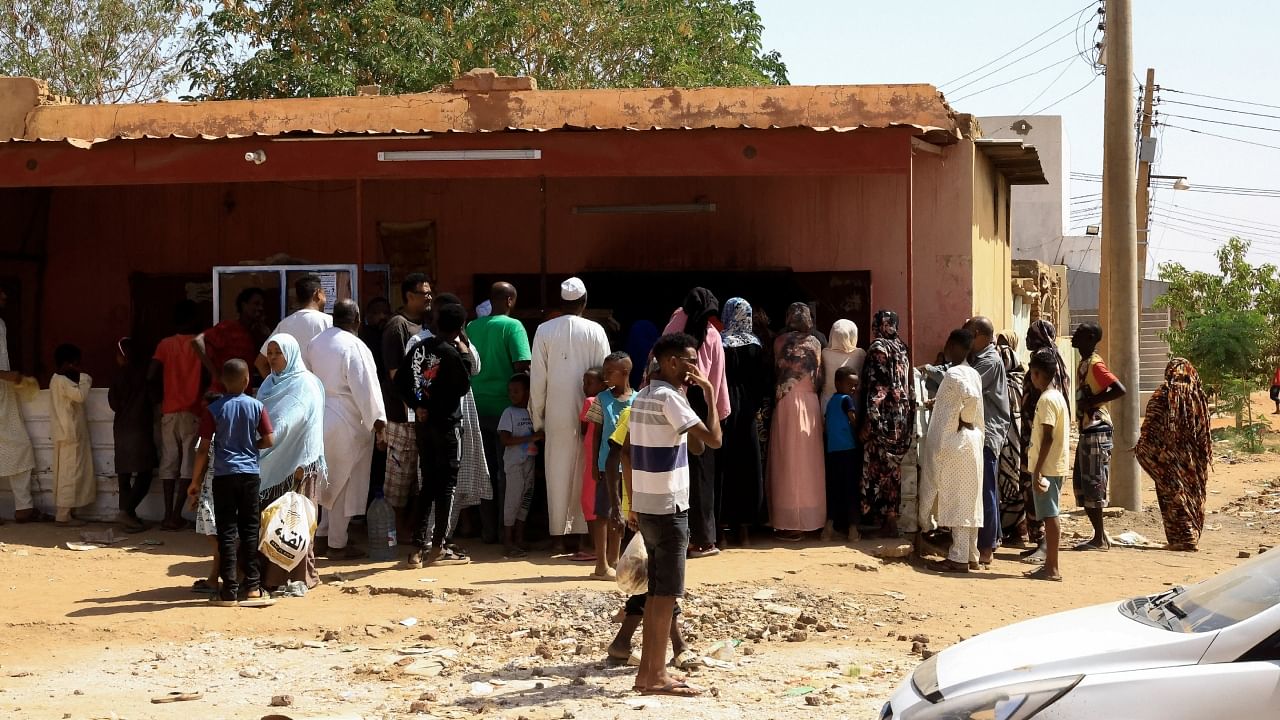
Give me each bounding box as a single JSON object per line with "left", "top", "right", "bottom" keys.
{"left": 50, "top": 373, "right": 97, "bottom": 510}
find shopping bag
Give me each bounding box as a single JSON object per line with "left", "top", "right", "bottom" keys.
{"left": 259, "top": 491, "right": 318, "bottom": 572}
{"left": 616, "top": 532, "right": 649, "bottom": 596}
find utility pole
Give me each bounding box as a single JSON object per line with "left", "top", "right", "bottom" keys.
{"left": 1101, "top": 0, "right": 1142, "bottom": 511}
{"left": 1136, "top": 67, "right": 1156, "bottom": 304}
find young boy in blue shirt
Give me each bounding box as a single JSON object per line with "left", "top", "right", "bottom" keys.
{"left": 189, "top": 359, "right": 275, "bottom": 607}
{"left": 824, "top": 366, "right": 862, "bottom": 542}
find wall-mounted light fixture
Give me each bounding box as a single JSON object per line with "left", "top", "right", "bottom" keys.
{"left": 572, "top": 203, "right": 717, "bottom": 215}
{"left": 377, "top": 149, "right": 541, "bottom": 161}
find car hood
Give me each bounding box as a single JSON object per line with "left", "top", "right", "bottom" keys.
{"left": 929, "top": 601, "right": 1217, "bottom": 699}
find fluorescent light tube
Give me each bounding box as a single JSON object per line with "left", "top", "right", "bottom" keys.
{"left": 377, "top": 149, "right": 541, "bottom": 161}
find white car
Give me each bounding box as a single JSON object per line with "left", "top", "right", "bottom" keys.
{"left": 882, "top": 549, "right": 1280, "bottom": 719}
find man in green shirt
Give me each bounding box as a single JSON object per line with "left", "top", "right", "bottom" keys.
{"left": 467, "top": 282, "right": 532, "bottom": 543}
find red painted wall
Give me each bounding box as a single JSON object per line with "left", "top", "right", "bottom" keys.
{"left": 41, "top": 171, "right": 927, "bottom": 380}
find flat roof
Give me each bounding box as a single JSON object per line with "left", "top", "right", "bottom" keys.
{"left": 0, "top": 76, "right": 962, "bottom": 147}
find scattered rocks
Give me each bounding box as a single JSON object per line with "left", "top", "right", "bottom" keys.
{"left": 322, "top": 630, "right": 340, "bottom": 642}
{"left": 239, "top": 667, "right": 262, "bottom": 679}
{"left": 805, "top": 694, "right": 825, "bottom": 706}
{"left": 1239, "top": 550, "right": 1252, "bottom": 559}
{"left": 910, "top": 634, "right": 930, "bottom": 644}
{"left": 874, "top": 542, "right": 914, "bottom": 559}
{"left": 269, "top": 694, "right": 293, "bottom": 707}
{"left": 922, "top": 649, "right": 936, "bottom": 660}
{"left": 785, "top": 630, "right": 808, "bottom": 643}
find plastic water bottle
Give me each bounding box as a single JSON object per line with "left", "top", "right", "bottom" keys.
{"left": 367, "top": 495, "right": 396, "bottom": 561}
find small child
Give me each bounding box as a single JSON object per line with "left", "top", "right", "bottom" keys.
{"left": 108, "top": 337, "right": 158, "bottom": 532}
{"left": 576, "top": 366, "right": 608, "bottom": 564}
{"left": 1026, "top": 349, "right": 1070, "bottom": 583}
{"left": 189, "top": 359, "right": 275, "bottom": 607}
{"left": 588, "top": 352, "right": 635, "bottom": 578}
{"left": 50, "top": 344, "right": 95, "bottom": 526}
{"left": 823, "top": 367, "right": 862, "bottom": 542}
{"left": 498, "top": 373, "right": 543, "bottom": 558}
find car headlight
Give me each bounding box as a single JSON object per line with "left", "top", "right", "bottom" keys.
{"left": 902, "top": 675, "right": 1082, "bottom": 720}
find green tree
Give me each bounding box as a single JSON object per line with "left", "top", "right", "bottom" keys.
{"left": 0, "top": 0, "right": 198, "bottom": 103}
{"left": 1156, "top": 237, "right": 1280, "bottom": 439}
{"left": 182, "top": 0, "right": 788, "bottom": 100}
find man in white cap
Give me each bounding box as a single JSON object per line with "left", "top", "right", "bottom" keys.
{"left": 530, "top": 277, "right": 611, "bottom": 547}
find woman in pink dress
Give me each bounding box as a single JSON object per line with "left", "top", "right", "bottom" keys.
{"left": 768, "top": 303, "right": 826, "bottom": 540}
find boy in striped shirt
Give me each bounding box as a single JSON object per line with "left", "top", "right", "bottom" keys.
{"left": 624, "top": 333, "right": 722, "bottom": 697}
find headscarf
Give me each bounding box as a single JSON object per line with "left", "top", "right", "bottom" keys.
{"left": 1024, "top": 318, "right": 1068, "bottom": 399}
{"left": 863, "top": 309, "right": 913, "bottom": 456}
{"left": 721, "top": 297, "right": 760, "bottom": 348}
{"left": 873, "top": 309, "right": 900, "bottom": 341}
{"left": 258, "top": 334, "right": 327, "bottom": 491}
{"left": 785, "top": 302, "right": 814, "bottom": 334}
{"left": 996, "top": 329, "right": 1021, "bottom": 373}
{"left": 828, "top": 320, "right": 859, "bottom": 353}
{"left": 682, "top": 287, "right": 720, "bottom": 347}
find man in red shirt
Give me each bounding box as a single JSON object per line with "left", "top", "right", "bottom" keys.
{"left": 150, "top": 301, "right": 207, "bottom": 530}
{"left": 193, "top": 288, "right": 268, "bottom": 394}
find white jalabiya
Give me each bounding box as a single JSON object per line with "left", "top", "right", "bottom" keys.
{"left": 50, "top": 372, "right": 96, "bottom": 510}
{"left": 529, "top": 314, "right": 610, "bottom": 536}
{"left": 918, "top": 363, "right": 984, "bottom": 532}
{"left": 306, "top": 328, "right": 386, "bottom": 548}
{"left": 0, "top": 321, "right": 34, "bottom": 479}
{"left": 261, "top": 308, "right": 332, "bottom": 357}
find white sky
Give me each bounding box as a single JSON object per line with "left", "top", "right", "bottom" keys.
{"left": 755, "top": 0, "right": 1280, "bottom": 274}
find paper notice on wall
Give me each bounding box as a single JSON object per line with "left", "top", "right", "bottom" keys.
{"left": 318, "top": 272, "right": 338, "bottom": 313}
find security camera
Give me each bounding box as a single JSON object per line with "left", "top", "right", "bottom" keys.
{"left": 244, "top": 150, "right": 266, "bottom": 165}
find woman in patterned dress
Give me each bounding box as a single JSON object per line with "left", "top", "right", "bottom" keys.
{"left": 860, "top": 310, "right": 914, "bottom": 538}
{"left": 1135, "top": 358, "right": 1211, "bottom": 551}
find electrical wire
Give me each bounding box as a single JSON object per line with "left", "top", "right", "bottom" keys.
{"left": 1162, "top": 87, "right": 1280, "bottom": 112}
{"left": 1158, "top": 99, "right": 1280, "bottom": 121}
{"left": 939, "top": 1, "right": 1099, "bottom": 88}
{"left": 1151, "top": 201, "right": 1280, "bottom": 231}
{"left": 1016, "top": 55, "right": 1077, "bottom": 114}
{"left": 945, "top": 28, "right": 1086, "bottom": 95}
{"left": 1029, "top": 75, "right": 1099, "bottom": 115}
{"left": 950, "top": 53, "right": 1081, "bottom": 103}
{"left": 1159, "top": 113, "right": 1280, "bottom": 134}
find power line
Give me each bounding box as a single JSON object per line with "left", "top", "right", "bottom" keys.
{"left": 1159, "top": 113, "right": 1280, "bottom": 134}
{"left": 939, "top": 1, "right": 1099, "bottom": 88}
{"left": 945, "top": 27, "right": 1086, "bottom": 95}
{"left": 1152, "top": 200, "right": 1280, "bottom": 231}
{"left": 1150, "top": 210, "right": 1280, "bottom": 241}
{"left": 1030, "top": 75, "right": 1099, "bottom": 114}
{"left": 1016, "top": 54, "right": 1077, "bottom": 114}
{"left": 1162, "top": 87, "right": 1280, "bottom": 112}
{"left": 1162, "top": 122, "right": 1280, "bottom": 150}
{"left": 1158, "top": 98, "right": 1280, "bottom": 121}
{"left": 950, "top": 53, "right": 1081, "bottom": 103}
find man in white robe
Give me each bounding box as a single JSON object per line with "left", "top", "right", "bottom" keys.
{"left": 306, "top": 299, "right": 387, "bottom": 559}
{"left": 255, "top": 273, "right": 332, "bottom": 378}
{"left": 530, "top": 277, "right": 611, "bottom": 540}
{"left": 0, "top": 289, "right": 44, "bottom": 523}
{"left": 918, "top": 328, "right": 985, "bottom": 574}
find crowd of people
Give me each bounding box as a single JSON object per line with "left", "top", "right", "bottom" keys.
{"left": 0, "top": 277, "right": 1214, "bottom": 616}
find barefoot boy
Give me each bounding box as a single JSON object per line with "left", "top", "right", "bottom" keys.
{"left": 1025, "top": 349, "right": 1070, "bottom": 582}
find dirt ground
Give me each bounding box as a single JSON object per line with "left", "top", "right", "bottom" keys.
{"left": 3, "top": 435, "right": 1280, "bottom": 719}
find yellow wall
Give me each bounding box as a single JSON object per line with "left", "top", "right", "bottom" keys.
{"left": 970, "top": 146, "right": 1013, "bottom": 332}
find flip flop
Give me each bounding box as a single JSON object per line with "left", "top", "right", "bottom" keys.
{"left": 151, "top": 691, "right": 203, "bottom": 704}
{"left": 638, "top": 680, "right": 702, "bottom": 697}
{"left": 672, "top": 650, "right": 701, "bottom": 671}
{"left": 1025, "top": 567, "right": 1063, "bottom": 582}
{"left": 1073, "top": 541, "right": 1110, "bottom": 552}
{"left": 1021, "top": 553, "right": 1046, "bottom": 565}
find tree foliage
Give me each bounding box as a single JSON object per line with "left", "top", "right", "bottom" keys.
{"left": 1157, "top": 237, "right": 1280, "bottom": 433}
{"left": 0, "top": 0, "right": 198, "bottom": 103}
{"left": 182, "top": 0, "right": 788, "bottom": 100}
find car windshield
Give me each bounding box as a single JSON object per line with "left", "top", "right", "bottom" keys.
{"left": 1162, "top": 549, "right": 1280, "bottom": 632}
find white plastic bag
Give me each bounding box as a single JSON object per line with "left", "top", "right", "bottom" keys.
{"left": 259, "top": 491, "right": 318, "bottom": 572}
{"left": 616, "top": 533, "right": 649, "bottom": 596}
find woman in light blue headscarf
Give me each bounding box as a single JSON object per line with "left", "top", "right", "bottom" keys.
{"left": 258, "top": 333, "right": 327, "bottom": 590}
